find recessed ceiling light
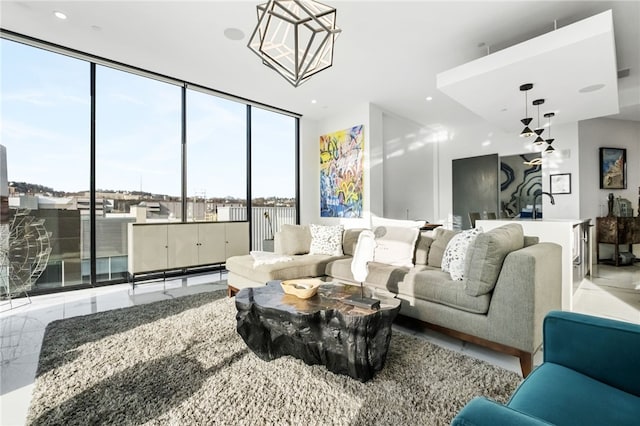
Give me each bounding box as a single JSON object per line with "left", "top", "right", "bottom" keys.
{"left": 579, "top": 83, "right": 605, "bottom": 93}
{"left": 311, "top": 99, "right": 317, "bottom": 104}
{"left": 224, "top": 28, "right": 245, "bottom": 41}
{"left": 425, "top": 96, "right": 433, "bottom": 101}
{"left": 53, "top": 11, "right": 67, "bottom": 20}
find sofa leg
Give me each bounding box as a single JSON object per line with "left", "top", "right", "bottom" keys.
{"left": 227, "top": 285, "right": 239, "bottom": 298}
{"left": 519, "top": 353, "right": 533, "bottom": 378}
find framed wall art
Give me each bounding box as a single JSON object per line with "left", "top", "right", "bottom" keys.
{"left": 550, "top": 173, "right": 571, "bottom": 194}
{"left": 320, "top": 124, "right": 364, "bottom": 218}
{"left": 599, "top": 147, "right": 626, "bottom": 189}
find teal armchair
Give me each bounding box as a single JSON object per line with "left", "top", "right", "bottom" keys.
{"left": 451, "top": 310, "right": 640, "bottom": 426}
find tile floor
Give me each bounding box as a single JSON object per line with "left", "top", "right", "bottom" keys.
{"left": 1, "top": 265, "right": 639, "bottom": 426}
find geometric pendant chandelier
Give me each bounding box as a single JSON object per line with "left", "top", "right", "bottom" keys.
{"left": 519, "top": 83, "right": 535, "bottom": 137}
{"left": 532, "top": 98, "right": 546, "bottom": 146}
{"left": 543, "top": 112, "right": 556, "bottom": 154}
{"left": 248, "top": 0, "right": 342, "bottom": 87}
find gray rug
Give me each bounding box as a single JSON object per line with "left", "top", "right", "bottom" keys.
{"left": 28, "top": 290, "right": 521, "bottom": 425}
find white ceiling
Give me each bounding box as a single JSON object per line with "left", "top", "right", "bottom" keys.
{"left": 1, "top": 1, "right": 639, "bottom": 129}
{"left": 437, "top": 10, "right": 620, "bottom": 133}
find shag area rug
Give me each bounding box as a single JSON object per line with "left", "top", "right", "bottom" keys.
{"left": 28, "top": 290, "right": 521, "bottom": 425}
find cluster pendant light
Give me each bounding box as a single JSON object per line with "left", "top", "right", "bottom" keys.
{"left": 518, "top": 83, "right": 556, "bottom": 155}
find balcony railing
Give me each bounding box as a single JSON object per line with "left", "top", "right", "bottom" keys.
{"left": 218, "top": 206, "right": 296, "bottom": 251}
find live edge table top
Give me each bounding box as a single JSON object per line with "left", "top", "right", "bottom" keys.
{"left": 235, "top": 281, "right": 401, "bottom": 382}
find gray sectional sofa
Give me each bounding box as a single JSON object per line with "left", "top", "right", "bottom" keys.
{"left": 226, "top": 223, "right": 562, "bottom": 377}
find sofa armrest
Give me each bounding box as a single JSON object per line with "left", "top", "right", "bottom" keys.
{"left": 451, "top": 397, "right": 554, "bottom": 426}
{"left": 544, "top": 310, "right": 640, "bottom": 396}
{"left": 485, "top": 242, "right": 562, "bottom": 353}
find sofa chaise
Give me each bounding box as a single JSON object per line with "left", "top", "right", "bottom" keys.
{"left": 226, "top": 223, "right": 562, "bottom": 376}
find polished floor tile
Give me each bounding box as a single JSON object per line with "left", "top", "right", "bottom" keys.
{"left": 1, "top": 265, "right": 639, "bottom": 425}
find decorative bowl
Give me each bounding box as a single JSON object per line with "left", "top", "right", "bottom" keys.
{"left": 281, "top": 278, "right": 323, "bottom": 299}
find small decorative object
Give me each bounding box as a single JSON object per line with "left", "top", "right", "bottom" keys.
{"left": 263, "top": 211, "right": 274, "bottom": 239}
{"left": 608, "top": 193, "right": 614, "bottom": 217}
{"left": 247, "top": 0, "right": 341, "bottom": 87}
{"left": 343, "top": 230, "right": 380, "bottom": 309}
{"left": 550, "top": 173, "right": 571, "bottom": 194}
{"left": 281, "top": 278, "right": 323, "bottom": 299}
{"left": 600, "top": 148, "right": 626, "bottom": 189}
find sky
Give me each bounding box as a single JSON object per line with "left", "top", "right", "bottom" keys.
{"left": 0, "top": 38, "right": 296, "bottom": 199}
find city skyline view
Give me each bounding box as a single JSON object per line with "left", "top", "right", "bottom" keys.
{"left": 1, "top": 38, "right": 296, "bottom": 199}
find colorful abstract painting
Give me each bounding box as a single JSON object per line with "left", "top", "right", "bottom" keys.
{"left": 320, "top": 125, "right": 364, "bottom": 218}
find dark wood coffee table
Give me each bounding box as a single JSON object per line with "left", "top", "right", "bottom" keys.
{"left": 235, "top": 280, "right": 401, "bottom": 382}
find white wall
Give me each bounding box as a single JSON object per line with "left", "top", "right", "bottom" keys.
{"left": 299, "top": 106, "right": 637, "bottom": 232}
{"left": 578, "top": 117, "right": 640, "bottom": 258}
{"left": 299, "top": 103, "right": 382, "bottom": 228}
{"left": 578, "top": 117, "right": 640, "bottom": 220}
{"left": 382, "top": 111, "right": 436, "bottom": 222}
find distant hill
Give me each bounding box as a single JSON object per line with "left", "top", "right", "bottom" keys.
{"left": 8, "top": 181, "right": 65, "bottom": 197}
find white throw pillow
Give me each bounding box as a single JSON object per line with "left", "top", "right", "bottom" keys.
{"left": 372, "top": 226, "right": 420, "bottom": 268}
{"left": 442, "top": 228, "right": 482, "bottom": 280}
{"left": 309, "top": 224, "right": 344, "bottom": 256}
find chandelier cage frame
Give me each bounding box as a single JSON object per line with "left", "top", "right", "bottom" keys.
{"left": 248, "top": 0, "right": 342, "bottom": 87}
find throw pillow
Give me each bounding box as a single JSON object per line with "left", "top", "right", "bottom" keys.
{"left": 342, "top": 228, "right": 365, "bottom": 256}
{"left": 464, "top": 224, "right": 524, "bottom": 296}
{"left": 414, "top": 231, "right": 435, "bottom": 266}
{"left": 277, "top": 224, "right": 311, "bottom": 255}
{"left": 372, "top": 226, "right": 420, "bottom": 268}
{"left": 309, "top": 224, "right": 344, "bottom": 256}
{"left": 442, "top": 228, "right": 482, "bottom": 280}
{"left": 427, "top": 227, "right": 459, "bottom": 268}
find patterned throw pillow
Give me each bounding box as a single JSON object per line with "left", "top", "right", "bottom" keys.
{"left": 442, "top": 228, "right": 482, "bottom": 280}
{"left": 309, "top": 224, "right": 344, "bottom": 256}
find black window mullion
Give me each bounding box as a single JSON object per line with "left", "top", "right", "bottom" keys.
{"left": 181, "top": 84, "right": 187, "bottom": 222}
{"left": 246, "top": 105, "right": 253, "bottom": 248}
{"left": 90, "top": 62, "right": 96, "bottom": 285}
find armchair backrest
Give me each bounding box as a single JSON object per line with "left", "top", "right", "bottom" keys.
{"left": 543, "top": 310, "right": 640, "bottom": 396}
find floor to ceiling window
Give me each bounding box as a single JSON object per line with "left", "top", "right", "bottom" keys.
{"left": 0, "top": 34, "right": 299, "bottom": 295}
{"left": 0, "top": 39, "right": 90, "bottom": 292}
{"left": 251, "top": 107, "right": 297, "bottom": 250}
{"left": 186, "top": 89, "right": 247, "bottom": 223}
{"left": 94, "top": 66, "right": 182, "bottom": 282}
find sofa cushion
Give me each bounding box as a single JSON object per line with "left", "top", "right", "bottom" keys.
{"left": 325, "top": 258, "right": 410, "bottom": 291}
{"left": 464, "top": 223, "right": 524, "bottom": 296}
{"left": 508, "top": 362, "right": 640, "bottom": 426}
{"left": 414, "top": 231, "right": 435, "bottom": 266}
{"left": 309, "top": 224, "right": 344, "bottom": 256}
{"left": 277, "top": 224, "right": 311, "bottom": 255}
{"left": 524, "top": 235, "right": 539, "bottom": 247}
{"left": 342, "top": 228, "right": 365, "bottom": 256}
{"left": 427, "top": 228, "right": 459, "bottom": 268}
{"left": 373, "top": 226, "right": 420, "bottom": 268}
{"left": 398, "top": 269, "right": 491, "bottom": 314}
{"left": 442, "top": 228, "right": 481, "bottom": 280}
{"left": 226, "top": 254, "right": 347, "bottom": 284}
